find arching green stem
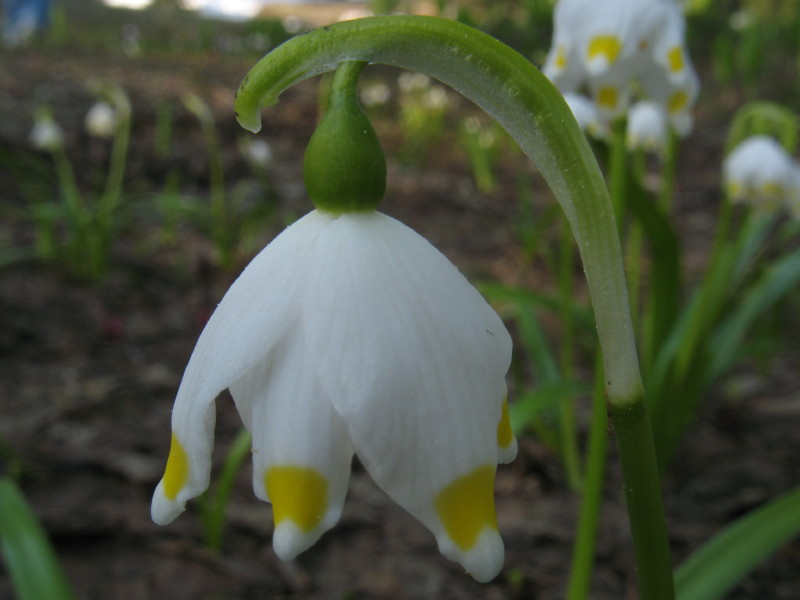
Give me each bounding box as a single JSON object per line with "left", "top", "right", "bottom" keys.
{"left": 234, "top": 16, "right": 672, "bottom": 598}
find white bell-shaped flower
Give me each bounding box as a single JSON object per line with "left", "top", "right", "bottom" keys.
{"left": 563, "top": 92, "right": 608, "bottom": 139}
{"left": 29, "top": 111, "right": 64, "bottom": 152}
{"left": 626, "top": 101, "right": 668, "bottom": 153}
{"left": 723, "top": 135, "right": 797, "bottom": 210}
{"left": 151, "top": 209, "right": 516, "bottom": 582}
{"left": 85, "top": 101, "right": 117, "bottom": 138}
{"left": 637, "top": 2, "right": 700, "bottom": 137}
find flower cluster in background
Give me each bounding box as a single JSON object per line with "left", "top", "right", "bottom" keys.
{"left": 545, "top": 0, "right": 699, "bottom": 152}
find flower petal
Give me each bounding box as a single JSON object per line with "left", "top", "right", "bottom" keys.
{"left": 151, "top": 211, "right": 327, "bottom": 525}
{"left": 229, "top": 331, "right": 353, "bottom": 561}
{"left": 304, "top": 211, "right": 512, "bottom": 580}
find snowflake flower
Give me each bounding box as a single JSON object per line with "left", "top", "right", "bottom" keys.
{"left": 723, "top": 135, "right": 798, "bottom": 211}
{"left": 151, "top": 209, "right": 516, "bottom": 582}
{"left": 84, "top": 102, "right": 117, "bottom": 139}
{"left": 626, "top": 101, "right": 668, "bottom": 153}
{"left": 29, "top": 110, "right": 64, "bottom": 152}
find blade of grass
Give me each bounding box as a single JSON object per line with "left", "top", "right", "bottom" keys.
{"left": 201, "top": 428, "right": 253, "bottom": 551}
{"left": 705, "top": 245, "right": 800, "bottom": 385}
{"left": 675, "top": 487, "right": 800, "bottom": 600}
{"left": 0, "top": 478, "right": 77, "bottom": 600}
{"left": 509, "top": 380, "right": 587, "bottom": 436}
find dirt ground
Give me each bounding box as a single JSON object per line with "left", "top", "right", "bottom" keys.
{"left": 1, "top": 3, "right": 799, "bottom": 599}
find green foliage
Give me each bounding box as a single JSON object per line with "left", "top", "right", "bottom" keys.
{"left": 675, "top": 487, "right": 800, "bottom": 600}
{"left": 0, "top": 478, "right": 76, "bottom": 600}
{"left": 25, "top": 83, "right": 132, "bottom": 281}
{"left": 459, "top": 116, "right": 503, "bottom": 193}
{"left": 182, "top": 94, "right": 278, "bottom": 269}
{"left": 200, "top": 429, "right": 253, "bottom": 551}
{"left": 724, "top": 101, "right": 799, "bottom": 155}
{"left": 646, "top": 209, "right": 800, "bottom": 466}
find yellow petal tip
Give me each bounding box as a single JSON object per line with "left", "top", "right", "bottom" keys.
{"left": 163, "top": 433, "right": 189, "bottom": 501}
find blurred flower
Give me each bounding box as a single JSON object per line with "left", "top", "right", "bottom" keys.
{"left": 281, "top": 15, "right": 305, "bottom": 35}
{"left": 360, "top": 81, "right": 391, "bottom": 107}
{"left": 29, "top": 109, "right": 64, "bottom": 151}
{"left": 85, "top": 101, "right": 117, "bottom": 138}
{"left": 240, "top": 138, "right": 273, "bottom": 169}
{"left": 723, "top": 135, "right": 798, "bottom": 211}
{"left": 151, "top": 210, "right": 516, "bottom": 582}
{"left": 788, "top": 168, "right": 800, "bottom": 219}
{"left": 339, "top": 7, "right": 372, "bottom": 21}
{"left": 729, "top": 10, "right": 753, "bottom": 31}
{"left": 563, "top": 92, "right": 608, "bottom": 139}
{"left": 544, "top": 0, "right": 698, "bottom": 135}
{"left": 626, "top": 101, "right": 668, "bottom": 153}
{"left": 398, "top": 71, "right": 431, "bottom": 93}
{"left": 422, "top": 85, "right": 449, "bottom": 110}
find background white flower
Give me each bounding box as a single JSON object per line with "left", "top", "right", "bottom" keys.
{"left": 30, "top": 111, "right": 65, "bottom": 151}
{"left": 563, "top": 92, "right": 608, "bottom": 139}
{"left": 723, "top": 135, "right": 797, "bottom": 211}
{"left": 626, "top": 101, "right": 668, "bottom": 153}
{"left": 85, "top": 101, "right": 117, "bottom": 139}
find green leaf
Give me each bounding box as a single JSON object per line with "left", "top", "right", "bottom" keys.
{"left": 0, "top": 478, "right": 76, "bottom": 600}
{"left": 478, "top": 281, "right": 594, "bottom": 332}
{"left": 675, "top": 487, "right": 800, "bottom": 600}
{"left": 509, "top": 380, "right": 586, "bottom": 435}
{"left": 706, "top": 245, "right": 800, "bottom": 385}
{"left": 625, "top": 168, "right": 681, "bottom": 364}
{"left": 201, "top": 428, "right": 253, "bottom": 551}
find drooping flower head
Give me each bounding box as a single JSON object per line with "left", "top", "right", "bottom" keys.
{"left": 29, "top": 108, "right": 64, "bottom": 152}
{"left": 626, "top": 100, "right": 668, "bottom": 154}
{"left": 544, "top": 0, "right": 698, "bottom": 136}
{"left": 563, "top": 92, "right": 608, "bottom": 140}
{"left": 152, "top": 62, "right": 516, "bottom": 582}
{"left": 723, "top": 135, "right": 799, "bottom": 212}
{"left": 85, "top": 101, "right": 117, "bottom": 139}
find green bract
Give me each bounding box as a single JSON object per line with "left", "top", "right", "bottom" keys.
{"left": 304, "top": 61, "right": 386, "bottom": 213}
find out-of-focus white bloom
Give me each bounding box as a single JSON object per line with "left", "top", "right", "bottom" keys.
{"left": 478, "top": 128, "right": 496, "bottom": 149}
{"left": 241, "top": 138, "right": 273, "bottom": 169}
{"left": 360, "top": 82, "right": 391, "bottom": 107}
{"left": 544, "top": 0, "right": 698, "bottom": 135}
{"left": 281, "top": 15, "right": 305, "bottom": 35}
{"left": 398, "top": 71, "right": 431, "bottom": 93}
{"left": 626, "top": 101, "right": 668, "bottom": 153}
{"left": 151, "top": 210, "right": 516, "bottom": 582}
{"left": 463, "top": 116, "right": 482, "bottom": 135}
{"left": 339, "top": 7, "right": 372, "bottom": 21}
{"left": 85, "top": 102, "right": 117, "bottom": 138}
{"left": 104, "top": 0, "right": 154, "bottom": 9}
{"left": 729, "top": 10, "right": 753, "bottom": 31}
{"left": 30, "top": 111, "right": 65, "bottom": 151}
{"left": 788, "top": 168, "right": 800, "bottom": 219}
{"left": 422, "top": 86, "right": 449, "bottom": 110}
{"left": 723, "top": 135, "right": 797, "bottom": 211}
{"left": 563, "top": 92, "right": 608, "bottom": 139}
